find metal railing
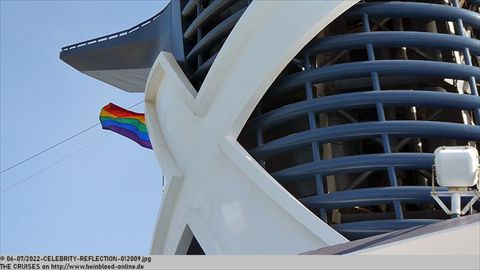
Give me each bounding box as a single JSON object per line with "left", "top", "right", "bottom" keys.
{"left": 61, "top": 7, "right": 167, "bottom": 51}
{"left": 240, "top": 0, "right": 480, "bottom": 240}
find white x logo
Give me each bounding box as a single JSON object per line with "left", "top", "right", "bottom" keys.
{"left": 146, "top": 1, "right": 357, "bottom": 254}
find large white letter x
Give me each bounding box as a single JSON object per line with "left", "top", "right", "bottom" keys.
{"left": 146, "top": 0, "right": 357, "bottom": 254}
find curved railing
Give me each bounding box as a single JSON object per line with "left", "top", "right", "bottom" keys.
{"left": 174, "top": 0, "right": 480, "bottom": 240}
{"left": 61, "top": 6, "right": 168, "bottom": 52}
{"left": 239, "top": 0, "right": 480, "bottom": 240}
{"left": 181, "top": 0, "right": 250, "bottom": 89}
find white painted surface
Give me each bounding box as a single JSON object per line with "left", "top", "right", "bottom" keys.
{"left": 434, "top": 146, "right": 479, "bottom": 187}
{"left": 146, "top": 0, "right": 359, "bottom": 254}
{"left": 352, "top": 221, "right": 480, "bottom": 255}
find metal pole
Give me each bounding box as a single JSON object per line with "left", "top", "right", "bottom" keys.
{"left": 451, "top": 191, "right": 461, "bottom": 218}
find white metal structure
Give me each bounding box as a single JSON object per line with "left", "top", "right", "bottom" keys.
{"left": 434, "top": 146, "right": 479, "bottom": 188}
{"left": 144, "top": 0, "right": 480, "bottom": 255}
{"left": 431, "top": 146, "right": 480, "bottom": 217}
{"left": 146, "top": 1, "right": 357, "bottom": 254}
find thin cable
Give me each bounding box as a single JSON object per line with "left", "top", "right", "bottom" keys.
{"left": 0, "top": 123, "right": 101, "bottom": 175}
{"left": 126, "top": 99, "right": 145, "bottom": 109}
{"left": 0, "top": 100, "right": 144, "bottom": 175}
{"left": 1, "top": 132, "right": 111, "bottom": 194}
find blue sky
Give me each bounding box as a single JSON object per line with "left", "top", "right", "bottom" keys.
{"left": 1, "top": 0, "right": 169, "bottom": 254}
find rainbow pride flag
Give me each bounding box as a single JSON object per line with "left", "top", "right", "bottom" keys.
{"left": 99, "top": 103, "right": 152, "bottom": 149}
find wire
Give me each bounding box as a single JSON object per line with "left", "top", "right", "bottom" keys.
{"left": 0, "top": 123, "right": 101, "bottom": 175}
{"left": 0, "top": 100, "right": 144, "bottom": 175}
{"left": 0, "top": 133, "right": 111, "bottom": 194}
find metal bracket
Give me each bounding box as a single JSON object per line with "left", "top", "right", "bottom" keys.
{"left": 430, "top": 190, "right": 480, "bottom": 215}
{"left": 430, "top": 164, "right": 480, "bottom": 216}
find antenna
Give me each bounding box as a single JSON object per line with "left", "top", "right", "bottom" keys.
{"left": 431, "top": 146, "right": 480, "bottom": 218}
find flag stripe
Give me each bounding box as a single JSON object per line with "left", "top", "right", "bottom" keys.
{"left": 100, "top": 109, "right": 146, "bottom": 124}
{"left": 99, "top": 103, "right": 152, "bottom": 149}
{"left": 103, "top": 125, "right": 152, "bottom": 149}
{"left": 101, "top": 120, "right": 150, "bottom": 141}
{"left": 99, "top": 116, "right": 147, "bottom": 133}
{"left": 103, "top": 103, "right": 144, "bottom": 117}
